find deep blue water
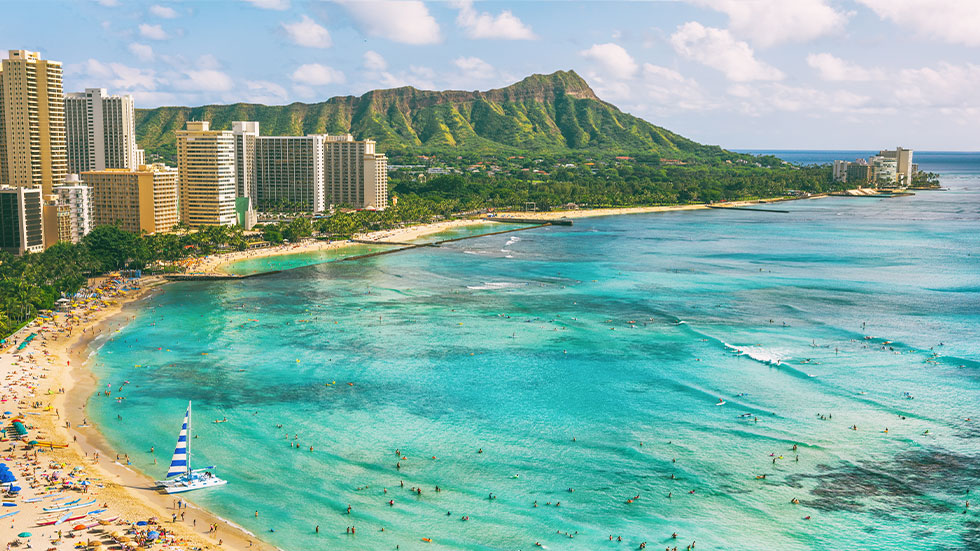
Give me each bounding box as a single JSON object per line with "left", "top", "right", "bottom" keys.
{"left": 86, "top": 154, "right": 980, "bottom": 551}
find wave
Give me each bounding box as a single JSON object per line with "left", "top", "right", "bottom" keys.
{"left": 466, "top": 281, "right": 527, "bottom": 290}
{"left": 723, "top": 343, "right": 790, "bottom": 365}
{"left": 504, "top": 236, "right": 521, "bottom": 246}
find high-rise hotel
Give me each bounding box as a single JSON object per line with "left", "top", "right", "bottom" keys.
{"left": 176, "top": 121, "right": 237, "bottom": 227}
{"left": 83, "top": 164, "right": 178, "bottom": 234}
{"left": 229, "top": 122, "right": 388, "bottom": 213}
{"left": 65, "top": 88, "right": 143, "bottom": 173}
{"left": 0, "top": 50, "right": 67, "bottom": 195}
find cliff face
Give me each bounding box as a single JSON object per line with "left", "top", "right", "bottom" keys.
{"left": 134, "top": 70, "right": 716, "bottom": 157}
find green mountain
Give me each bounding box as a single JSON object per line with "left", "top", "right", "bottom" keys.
{"left": 134, "top": 70, "right": 726, "bottom": 160}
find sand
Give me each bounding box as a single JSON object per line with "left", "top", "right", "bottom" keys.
{"left": 0, "top": 276, "right": 276, "bottom": 551}
{"left": 0, "top": 197, "right": 821, "bottom": 550}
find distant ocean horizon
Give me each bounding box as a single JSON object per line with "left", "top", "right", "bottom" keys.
{"left": 735, "top": 149, "right": 980, "bottom": 173}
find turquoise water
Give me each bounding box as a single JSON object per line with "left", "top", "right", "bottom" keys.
{"left": 88, "top": 154, "right": 980, "bottom": 550}
{"left": 225, "top": 222, "right": 509, "bottom": 275}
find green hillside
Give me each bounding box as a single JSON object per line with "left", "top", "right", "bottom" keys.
{"left": 134, "top": 70, "right": 730, "bottom": 161}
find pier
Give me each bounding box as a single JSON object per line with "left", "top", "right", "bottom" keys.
{"left": 706, "top": 205, "right": 790, "bottom": 213}
{"left": 340, "top": 223, "right": 551, "bottom": 262}
{"left": 162, "top": 271, "right": 281, "bottom": 281}
{"left": 485, "top": 217, "right": 573, "bottom": 226}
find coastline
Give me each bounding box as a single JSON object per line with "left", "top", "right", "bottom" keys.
{"left": 199, "top": 196, "right": 813, "bottom": 276}
{"left": 0, "top": 193, "right": 825, "bottom": 549}
{"left": 0, "top": 277, "right": 274, "bottom": 550}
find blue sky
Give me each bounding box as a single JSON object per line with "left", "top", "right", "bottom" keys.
{"left": 4, "top": 0, "right": 979, "bottom": 150}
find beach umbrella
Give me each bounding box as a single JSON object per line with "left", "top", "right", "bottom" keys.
{"left": 28, "top": 440, "right": 38, "bottom": 445}
{"left": 135, "top": 521, "right": 148, "bottom": 526}
{"left": 146, "top": 531, "right": 159, "bottom": 540}
{"left": 18, "top": 531, "right": 31, "bottom": 537}
{"left": 74, "top": 524, "right": 87, "bottom": 530}
{"left": 9, "top": 485, "right": 21, "bottom": 492}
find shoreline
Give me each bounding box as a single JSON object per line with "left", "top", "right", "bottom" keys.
{"left": 0, "top": 194, "right": 825, "bottom": 550}
{"left": 0, "top": 277, "right": 275, "bottom": 550}
{"left": 198, "top": 195, "right": 818, "bottom": 276}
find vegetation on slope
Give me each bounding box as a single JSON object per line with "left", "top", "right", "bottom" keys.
{"left": 134, "top": 70, "right": 738, "bottom": 162}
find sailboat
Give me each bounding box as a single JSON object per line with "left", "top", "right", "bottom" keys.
{"left": 155, "top": 401, "right": 227, "bottom": 494}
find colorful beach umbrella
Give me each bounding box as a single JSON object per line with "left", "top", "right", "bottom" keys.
{"left": 147, "top": 530, "right": 160, "bottom": 540}
{"left": 135, "top": 521, "right": 148, "bottom": 526}
{"left": 17, "top": 531, "right": 31, "bottom": 537}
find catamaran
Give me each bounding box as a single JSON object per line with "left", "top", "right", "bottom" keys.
{"left": 155, "top": 401, "right": 227, "bottom": 494}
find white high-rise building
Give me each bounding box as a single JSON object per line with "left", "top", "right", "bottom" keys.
{"left": 832, "top": 160, "right": 849, "bottom": 183}
{"left": 232, "top": 121, "right": 259, "bottom": 199}
{"left": 53, "top": 176, "right": 93, "bottom": 242}
{"left": 65, "top": 88, "right": 139, "bottom": 173}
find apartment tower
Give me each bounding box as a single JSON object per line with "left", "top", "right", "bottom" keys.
{"left": 323, "top": 134, "right": 388, "bottom": 209}
{"left": 254, "top": 135, "right": 326, "bottom": 212}
{"left": 83, "top": 163, "right": 179, "bottom": 234}
{"left": 232, "top": 121, "right": 259, "bottom": 199}
{"left": 53, "top": 176, "right": 93, "bottom": 242}
{"left": 65, "top": 88, "right": 141, "bottom": 173}
{"left": 0, "top": 186, "right": 44, "bottom": 255}
{"left": 0, "top": 50, "right": 67, "bottom": 195}
{"left": 176, "top": 121, "right": 237, "bottom": 226}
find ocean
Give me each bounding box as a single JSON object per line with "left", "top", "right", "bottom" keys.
{"left": 87, "top": 151, "right": 980, "bottom": 550}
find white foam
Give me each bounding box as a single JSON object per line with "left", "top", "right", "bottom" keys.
{"left": 724, "top": 343, "right": 790, "bottom": 365}
{"left": 466, "top": 281, "right": 525, "bottom": 290}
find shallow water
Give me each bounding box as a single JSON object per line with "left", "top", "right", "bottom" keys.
{"left": 89, "top": 152, "right": 980, "bottom": 550}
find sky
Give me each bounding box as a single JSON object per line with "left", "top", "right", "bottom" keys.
{"left": 3, "top": 0, "right": 979, "bottom": 150}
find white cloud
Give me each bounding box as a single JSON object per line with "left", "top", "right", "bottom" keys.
{"left": 378, "top": 66, "right": 436, "bottom": 90}
{"left": 243, "top": 0, "right": 289, "bottom": 9}
{"left": 670, "top": 22, "right": 783, "bottom": 82}
{"left": 639, "top": 63, "right": 712, "bottom": 112}
{"left": 806, "top": 53, "right": 883, "bottom": 81}
{"left": 282, "top": 15, "right": 331, "bottom": 48}
{"left": 335, "top": 0, "right": 441, "bottom": 45}
{"left": 728, "top": 83, "right": 870, "bottom": 115}
{"left": 291, "top": 63, "right": 346, "bottom": 86}
{"left": 149, "top": 4, "right": 178, "bottom": 18}
{"left": 452, "top": 0, "right": 535, "bottom": 40}
{"left": 858, "top": 0, "right": 980, "bottom": 47}
{"left": 245, "top": 80, "right": 289, "bottom": 104}
{"left": 76, "top": 59, "right": 157, "bottom": 90}
{"left": 691, "top": 0, "right": 849, "bottom": 47}
{"left": 894, "top": 62, "right": 980, "bottom": 109}
{"left": 453, "top": 56, "right": 494, "bottom": 80}
{"left": 128, "top": 42, "right": 154, "bottom": 62}
{"left": 175, "top": 69, "right": 234, "bottom": 92}
{"left": 579, "top": 43, "right": 638, "bottom": 79}
{"left": 139, "top": 23, "right": 169, "bottom": 40}
{"left": 94, "top": 0, "right": 119, "bottom": 6}
{"left": 363, "top": 51, "right": 387, "bottom": 71}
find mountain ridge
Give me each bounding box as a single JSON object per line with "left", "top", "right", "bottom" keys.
{"left": 134, "top": 70, "right": 727, "bottom": 159}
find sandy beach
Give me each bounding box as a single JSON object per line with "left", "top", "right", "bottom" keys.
{"left": 193, "top": 218, "right": 489, "bottom": 275}
{"left": 0, "top": 276, "right": 273, "bottom": 551}
{"left": 0, "top": 196, "right": 820, "bottom": 550}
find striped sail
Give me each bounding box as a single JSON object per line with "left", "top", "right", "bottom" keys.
{"left": 166, "top": 403, "right": 191, "bottom": 478}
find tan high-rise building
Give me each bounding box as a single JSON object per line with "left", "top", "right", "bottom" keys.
{"left": 176, "top": 121, "right": 237, "bottom": 226}
{"left": 65, "top": 88, "right": 139, "bottom": 173}
{"left": 0, "top": 50, "right": 67, "bottom": 195}
{"left": 323, "top": 134, "right": 387, "bottom": 210}
{"left": 42, "top": 196, "right": 72, "bottom": 249}
{"left": 83, "top": 164, "right": 178, "bottom": 234}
